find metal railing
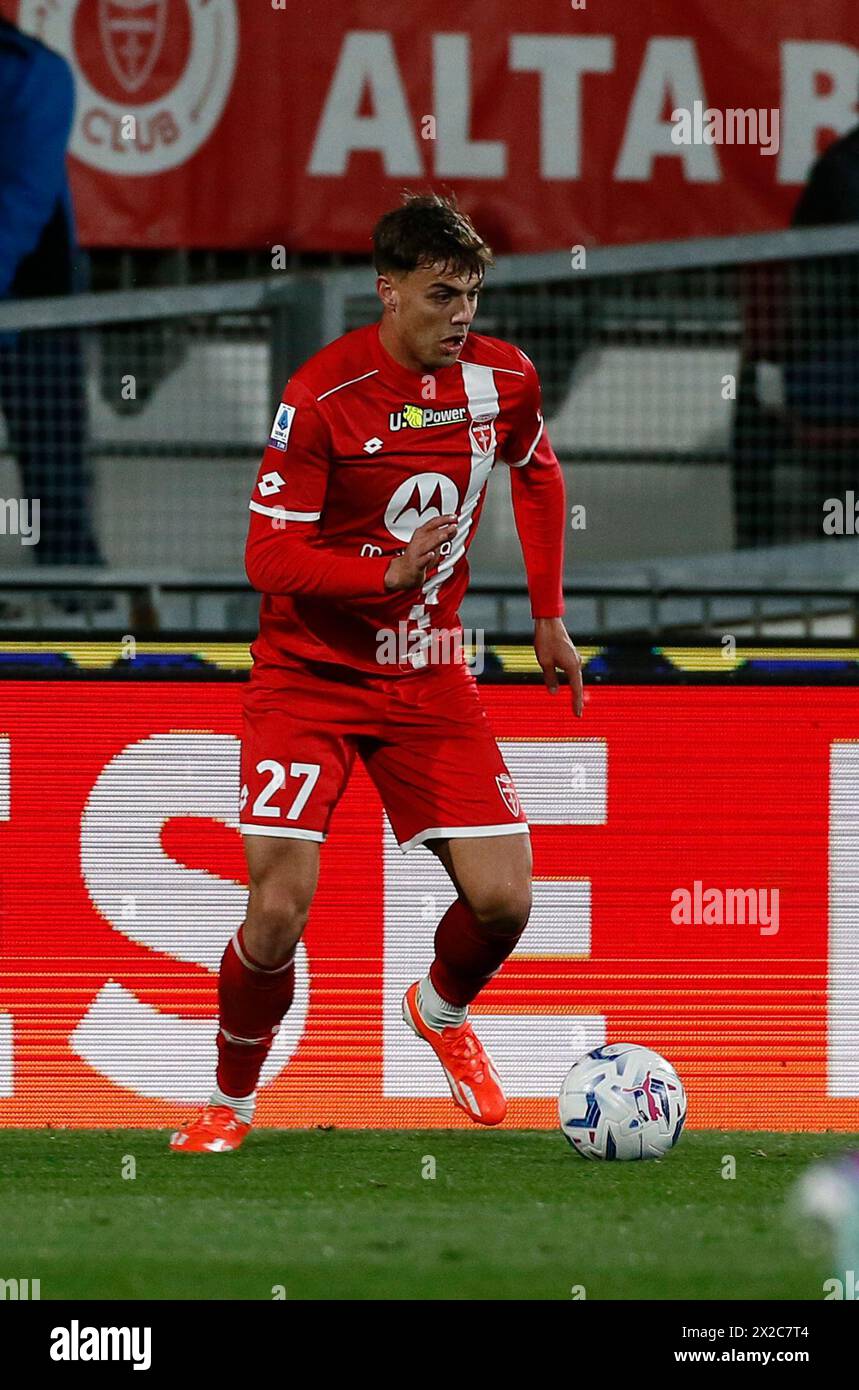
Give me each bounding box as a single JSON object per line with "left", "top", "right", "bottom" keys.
{"left": 0, "top": 570, "right": 856, "bottom": 641}
{"left": 1, "top": 222, "right": 858, "bottom": 634}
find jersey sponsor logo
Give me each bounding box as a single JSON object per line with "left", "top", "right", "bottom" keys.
{"left": 269, "top": 403, "right": 296, "bottom": 451}
{"left": 363, "top": 437, "right": 384, "bottom": 454}
{"left": 496, "top": 773, "right": 521, "bottom": 817}
{"left": 384, "top": 473, "right": 460, "bottom": 542}
{"left": 469, "top": 415, "right": 497, "bottom": 456}
{"left": 389, "top": 403, "right": 469, "bottom": 431}
{"left": 258, "top": 470, "right": 285, "bottom": 497}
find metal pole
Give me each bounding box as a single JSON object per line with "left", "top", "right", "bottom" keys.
{"left": 268, "top": 279, "right": 328, "bottom": 409}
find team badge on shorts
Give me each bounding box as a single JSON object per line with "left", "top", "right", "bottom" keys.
{"left": 495, "top": 772, "right": 521, "bottom": 817}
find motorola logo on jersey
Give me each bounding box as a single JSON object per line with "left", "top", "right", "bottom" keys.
{"left": 384, "top": 474, "right": 460, "bottom": 542}
{"left": 389, "top": 404, "right": 469, "bottom": 431}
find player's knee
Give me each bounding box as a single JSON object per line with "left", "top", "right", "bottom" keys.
{"left": 470, "top": 884, "right": 532, "bottom": 935}
{"left": 251, "top": 886, "right": 312, "bottom": 933}
{"left": 245, "top": 881, "right": 313, "bottom": 961}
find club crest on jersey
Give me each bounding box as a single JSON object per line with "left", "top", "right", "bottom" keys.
{"left": 496, "top": 773, "right": 521, "bottom": 817}
{"left": 389, "top": 403, "right": 469, "bottom": 431}
{"left": 269, "top": 402, "right": 296, "bottom": 451}
{"left": 469, "top": 415, "right": 497, "bottom": 456}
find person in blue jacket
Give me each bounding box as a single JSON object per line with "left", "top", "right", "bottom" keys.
{"left": 0, "top": 15, "right": 102, "bottom": 567}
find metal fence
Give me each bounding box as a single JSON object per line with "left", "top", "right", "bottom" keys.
{"left": 0, "top": 223, "right": 858, "bottom": 636}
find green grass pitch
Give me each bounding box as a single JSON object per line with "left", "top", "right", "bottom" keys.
{"left": 0, "top": 1129, "right": 855, "bottom": 1300}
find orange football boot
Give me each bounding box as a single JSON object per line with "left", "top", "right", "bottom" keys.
{"left": 169, "top": 1104, "right": 251, "bottom": 1153}
{"left": 402, "top": 981, "right": 507, "bottom": 1126}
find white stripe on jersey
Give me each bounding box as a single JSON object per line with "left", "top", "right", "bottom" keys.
{"left": 460, "top": 359, "right": 502, "bottom": 424}
{"left": 418, "top": 361, "right": 499, "bottom": 617}
{"left": 458, "top": 361, "right": 525, "bottom": 376}
{"left": 508, "top": 414, "right": 544, "bottom": 468}
{"left": 316, "top": 369, "right": 379, "bottom": 401}
{"left": 249, "top": 500, "right": 322, "bottom": 521}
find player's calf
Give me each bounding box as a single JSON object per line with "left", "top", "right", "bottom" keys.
{"left": 168, "top": 923, "right": 298, "bottom": 1152}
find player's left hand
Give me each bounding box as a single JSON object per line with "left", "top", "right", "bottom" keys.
{"left": 533, "top": 618, "right": 583, "bottom": 717}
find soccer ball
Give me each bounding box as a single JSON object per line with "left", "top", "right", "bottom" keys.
{"left": 558, "top": 1042, "right": 687, "bottom": 1160}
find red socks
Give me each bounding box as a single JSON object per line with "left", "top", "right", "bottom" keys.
{"left": 215, "top": 924, "right": 296, "bottom": 1099}
{"left": 429, "top": 898, "right": 525, "bottom": 1008}
{"left": 214, "top": 901, "right": 522, "bottom": 1098}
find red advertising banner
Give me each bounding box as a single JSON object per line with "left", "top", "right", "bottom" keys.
{"left": 8, "top": 0, "right": 859, "bottom": 251}
{"left": 0, "top": 679, "right": 857, "bottom": 1131}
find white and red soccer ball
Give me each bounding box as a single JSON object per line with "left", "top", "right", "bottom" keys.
{"left": 558, "top": 1043, "right": 687, "bottom": 1161}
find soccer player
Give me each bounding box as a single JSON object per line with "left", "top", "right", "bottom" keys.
{"left": 170, "top": 194, "right": 582, "bottom": 1153}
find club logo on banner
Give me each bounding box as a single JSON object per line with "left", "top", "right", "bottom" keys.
{"left": 101, "top": 0, "right": 167, "bottom": 94}
{"left": 18, "top": 0, "right": 238, "bottom": 175}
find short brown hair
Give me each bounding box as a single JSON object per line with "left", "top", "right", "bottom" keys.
{"left": 372, "top": 193, "right": 494, "bottom": 281}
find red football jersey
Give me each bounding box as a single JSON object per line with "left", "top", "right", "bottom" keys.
{"left": 245, "top": 320, "right": 565, "bottom": 677}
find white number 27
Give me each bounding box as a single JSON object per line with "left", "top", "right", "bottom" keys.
{"left": 253, "top": 760, "right": 321, "bottom": 820}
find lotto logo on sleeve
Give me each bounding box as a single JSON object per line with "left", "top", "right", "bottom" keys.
{"left": 269, "top": 404, "right": 296, "bottom": 451}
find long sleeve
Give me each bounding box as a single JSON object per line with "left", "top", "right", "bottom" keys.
{"left": 246, "top": 378, "right": 391, "bottom": 599}
{"left": 245, "top": 510, "right": 390, "bottom": 599}
{"left": 509, "top": 434, "right": 566, "bottom": 618}
{"left": 503, "top": 351, "right": 566, "bottom": 619}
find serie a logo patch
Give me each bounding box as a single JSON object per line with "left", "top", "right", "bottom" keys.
{"left": 269, "top": 403, "right": 296, "bottom": 450}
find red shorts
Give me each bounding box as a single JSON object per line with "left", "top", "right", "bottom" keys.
{"left": 239, "top": 658, "right": 529, "bottom": 853}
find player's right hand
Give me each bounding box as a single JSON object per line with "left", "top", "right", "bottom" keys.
{"left": 384, "top": 515, "right": 458, "bottom": 591}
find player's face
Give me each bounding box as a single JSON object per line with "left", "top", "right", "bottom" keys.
{"left": 378, "top": 264, "right": 482, "bottom": 371}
